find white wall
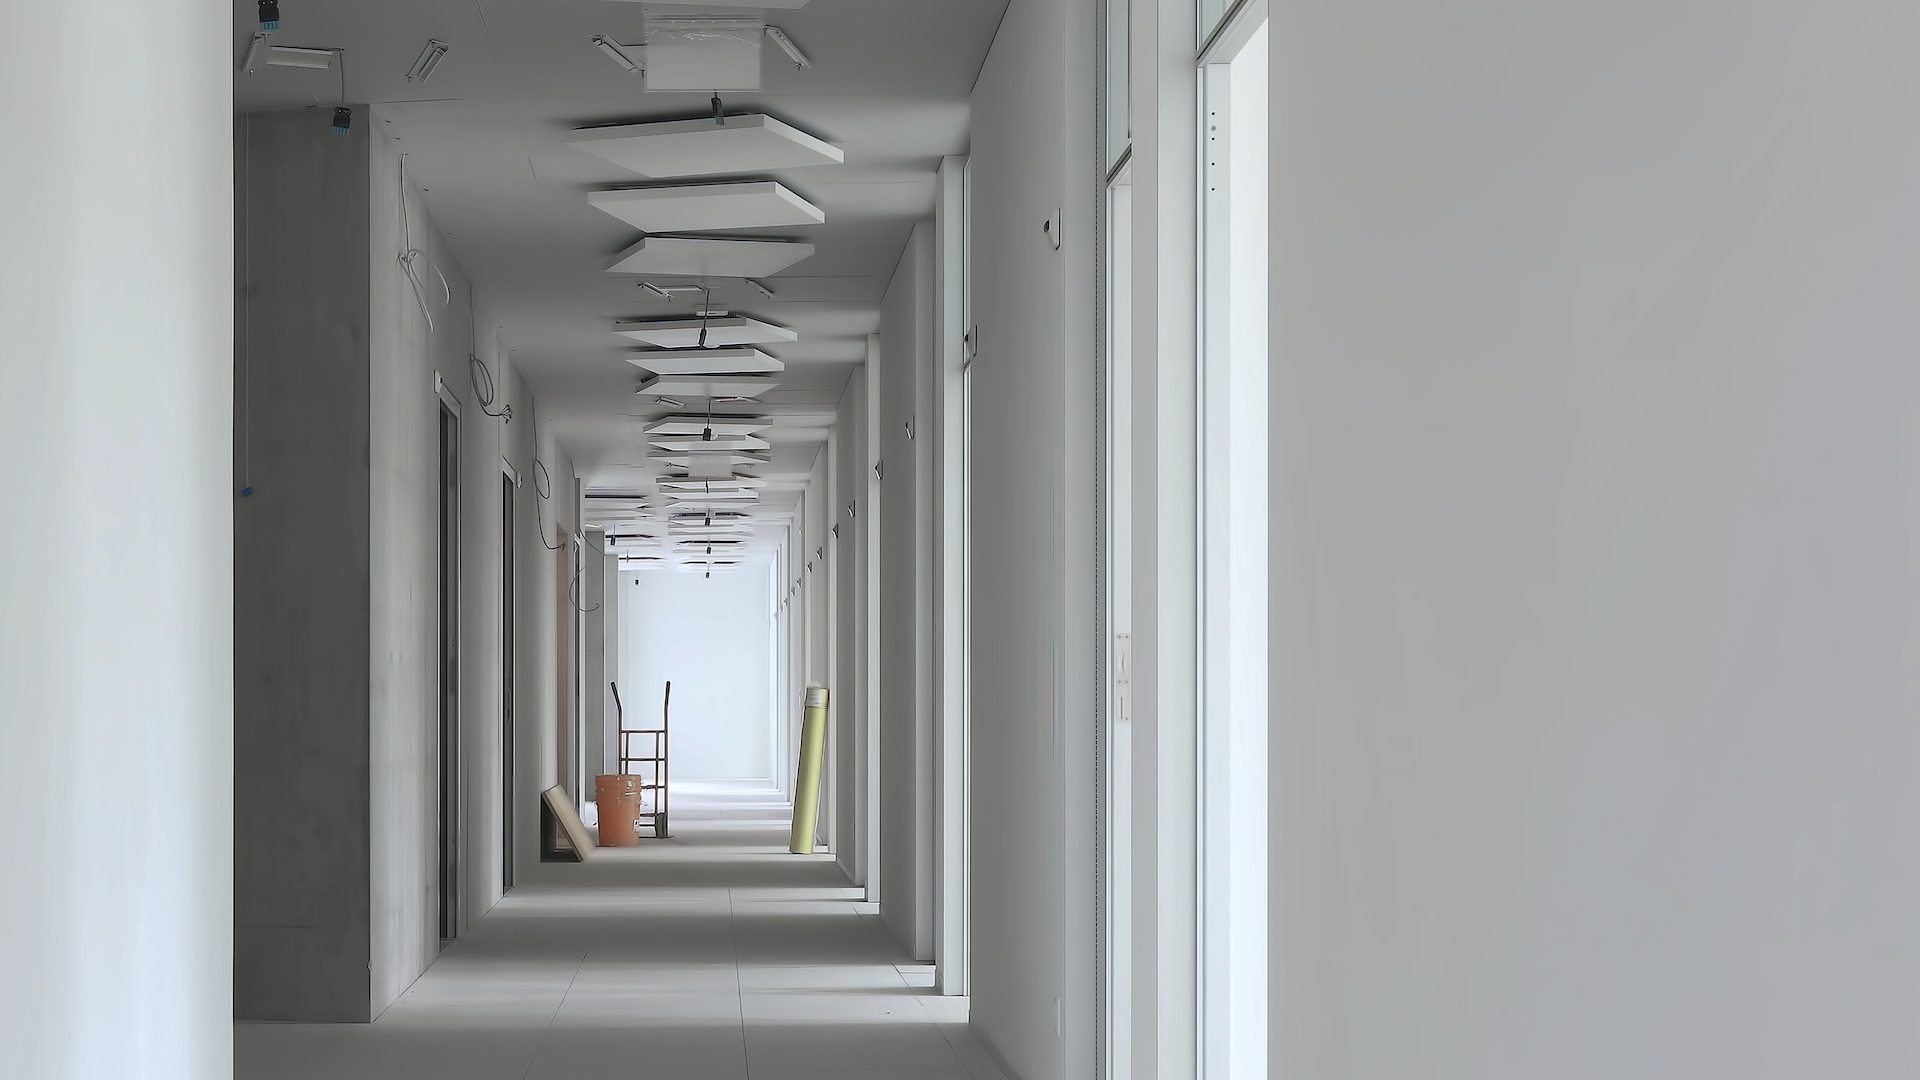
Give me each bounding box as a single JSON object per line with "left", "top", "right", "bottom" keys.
{"left": 967, "top": 0, "right": 1098, "bottom": 1074}
{"left": 1, "top": 0, "right": 232, "bottom": 1073}
{"left": 1270, "top": 3, "right": 1920, "bottom": 1077}
{"left": 878, "top": 221, "right": 937, "bottom": 959}
{"left": 624, "top": 568, "right": 774, "bottom": 782}
{"left": 833, "top": 369, "right": 869, "bottom": 883}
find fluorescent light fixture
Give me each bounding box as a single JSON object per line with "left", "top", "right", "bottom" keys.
{"left": 266, "top": 45, "right": 337, "bottom": 69}
{"left": 592, "top": 34, "right": 643, "bottom": 74}
{"left": 764, "top": 26, "right": 811, "bottom": 69}
{"left": 640, "top": 281, "right": 705, "bottom": 300}
{"left": 746, "top": 278, "right": 777, "bottom": 299}
{"left": 406, "top": 39, "right": 450, "bottom": 82}
{"left": 241, "top": 33, "right": 268, "bottom": 72}
{"left": 653, "top": 395, "right": 686, "bottom": 408}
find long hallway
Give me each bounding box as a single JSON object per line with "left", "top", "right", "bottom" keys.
{"left": 236, "top": 783, "right": 1003, "bottom": 1080}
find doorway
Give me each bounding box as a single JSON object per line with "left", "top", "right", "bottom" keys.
{"left": 501, "top": 470, "right": 516, "bottom": 891}
{"left": 438, "top": 403, "right": 461, "bottom": 943}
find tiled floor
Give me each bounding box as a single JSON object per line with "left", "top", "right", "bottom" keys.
{"left": 237, "top": 780, "right": 1005, "bottom": 1080}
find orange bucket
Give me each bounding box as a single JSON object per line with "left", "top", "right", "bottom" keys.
{"left": 594, "top": 774, "right": 645, "bottom": 847}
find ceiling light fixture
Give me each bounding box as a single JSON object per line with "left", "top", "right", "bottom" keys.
{"left": 262, "top": 44, "right": 336, "bottom": 69}
{"left": 406, "top": 39, "right": 450, "bottom": 83}
{"left": 654, "top": 395, "right": 686, "bottom": 408}
{"left": 258, "top": 0, "right": 281, "bottom": 30}
{"left": 640, "top": 281, "right": 704, "bottom": 301}
{"left": 764, "top": 26, "right": 811, "bottom": 69}
{"left": 746, "top": 278, "right": 777, "bottom": 300}
{"left": 592, "top": 34, "right": 643, "bottom": 74}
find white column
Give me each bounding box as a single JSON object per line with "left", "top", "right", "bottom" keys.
{"left": 0, "top": 1, "right": 232, "bottom": 1077}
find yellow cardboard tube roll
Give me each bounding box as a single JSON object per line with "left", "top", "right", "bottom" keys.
{"left": 789, "top": 686, "right": 830, "bottom": 854}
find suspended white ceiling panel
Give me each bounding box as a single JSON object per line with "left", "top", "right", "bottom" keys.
{"left": 649, "top": 435, "right": 770, "bottom": 453}
{"left": 608, "top": 235, "right": 814, "bottom": 278}
{"left": 660, "top": 477, "right": 767, "bottom": 491}
{"left": 572, "top": 115, "right": 844, "bottom": 180}
{"left": 623, "top": 347, "right": 784, "bottom": 376}
{"left": 589, "top": 182, "right": 824, "bottom": 233}
{"left": 645, "top": 415, "right": 770, "bottom": 437}
{"left": 644, "top": 16, "right": 764, "bottom": 92}
{"left": 615, "top": 316, "right": 796, "bottom": 349}
{"left": 649, "top": 451, "right": 773, "bottom": 470}
{"left": 636, "top": 374, "right": 780, "bottom": 399}
{"left": 587, "top": 0, "right": 809, "bottom": 7}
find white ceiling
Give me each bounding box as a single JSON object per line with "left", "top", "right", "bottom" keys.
{"left": 232, "top": 0, "right": 1007, "bottom": 553}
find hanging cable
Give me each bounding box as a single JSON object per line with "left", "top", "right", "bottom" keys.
{"left": 528, "top": 409, "right": 565, "bottom": 552}
{"left": 468, "top": 351, "right": 511, "bottom": 420}
{"left": 397, "top": 156, "right": 448, "bottom": 331}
